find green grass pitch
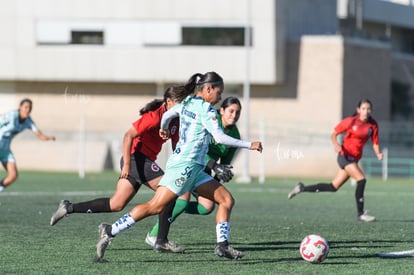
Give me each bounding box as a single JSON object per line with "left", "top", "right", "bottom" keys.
{"left": 0, "top": 171, "right": 413, "bottom": 274}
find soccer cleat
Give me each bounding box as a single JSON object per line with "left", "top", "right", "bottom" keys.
{"left": 96, "top": 223, "right": 114, "bottom": 259}
{"left": 145, "top": 232, "right": 156, "bottom": 248}
{"left": 50, "top": 200, "right": 71, "bottom": 226}
{"left": 357, "top": 211, "right": 376, "bottom": 222}
{"left": 288, "top": 182, "right": 304, "bottom": 199}
{"left": 154, "top": 240, "right": 185, "bottom": 253}
{"left": 214, "top": 244, "right": 244, "bottom": 260}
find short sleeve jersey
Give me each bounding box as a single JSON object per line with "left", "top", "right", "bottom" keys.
{"left": 334, "top": 115, "right": 379, "bottom": 160}
{"left": 131, "top": 104, "right": 179, "bottom": 161}
{"left": 207, "top": 113, "right": 241, "bottom": 165}
{"left": 169, "top": 96, "right": 223, "bottom": 165}
{"left": 0, "top": 110, "right": 38, "bottom": 150}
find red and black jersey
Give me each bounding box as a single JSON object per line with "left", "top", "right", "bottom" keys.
{"left": 334, "top": 115, "right": 379, "bottom": 161}
{"left": 131, "top": 104, "right": 179, "bottom": 161}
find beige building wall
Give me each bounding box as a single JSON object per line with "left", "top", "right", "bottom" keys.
{"left": 0, "top": 36, "right": 393, "bottom": 179}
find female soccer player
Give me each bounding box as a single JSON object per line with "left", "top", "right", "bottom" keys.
{"left": 50, "top": 86, "right": 192, "bottom": 253}
{"left": 287, "top": 99, "right": 383, "bottom": 222}
{"left": 145, "top": 96, "right": 242, "bottom": 248}
{"left": 96, "top": 72, "right": 263, "bottom": 261}
{"left": 0, "top": 98, "right": 55, "bottom": 192}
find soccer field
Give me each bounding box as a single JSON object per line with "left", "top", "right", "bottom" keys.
{"left": 0, "top": 171, "right": 413, "bottom": 274}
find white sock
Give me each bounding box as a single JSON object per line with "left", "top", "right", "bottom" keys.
{"left": 111, "top": 213, "right": 136, "bottom": 236}
{"left": 0, "top": 185, "right": 4, "bottom": 192}
{"left": 216, "top": 222, "right": 230, "bottom": 243}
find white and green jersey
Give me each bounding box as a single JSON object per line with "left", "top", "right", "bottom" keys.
{"left": 0, "top": 110, "right": 38, "bottom": 150}
{"left": 161, "top": 96, "right": 250, "bottom": 166}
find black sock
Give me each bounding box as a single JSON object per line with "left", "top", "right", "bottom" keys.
{"left": 0, "top": 179, "right": 4, "bottom": 187}
{"left": 355, "top": 179, "right": 366, "bottom": 216}
{"left": 71, "top": 198, "right": 111, "bottom": 213}
{"left": 156, "top": 199, "right": 176, "bottom": 243}
{"left": 303, "top": 183, "right": 337, "bottom": 192}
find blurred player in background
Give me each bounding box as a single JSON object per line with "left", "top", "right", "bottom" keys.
{"left": 0, "top": 98, "right": 55, "bottom": 192}
{"left": 288, "top": 99, "right": 383, "bottom": 222}
{"left": 50, "top": 85, "right": 192, "bottom": 253}
{"left": 95, "top": 72, "right": 263, "bottom": 261}
{"left": 145, "top": 96, "right": 242, "bottom": 248}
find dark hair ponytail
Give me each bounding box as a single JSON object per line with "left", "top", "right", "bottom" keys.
{"left": 139, "top": 99, "right": 164, "bottom": 115}
{"left": 183, "top": 72, "right": 224, "bottom": 94}
{"left": 139, "top": 84, "right": 196, "bottom": 115}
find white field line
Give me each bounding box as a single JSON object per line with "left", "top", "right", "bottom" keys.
{"left": 0, "top": 187, "right": 412, "bottom": 197}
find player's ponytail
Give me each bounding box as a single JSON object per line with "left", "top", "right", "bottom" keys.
{"left": 139, "top": 99, "right": 164, "bottom": 115}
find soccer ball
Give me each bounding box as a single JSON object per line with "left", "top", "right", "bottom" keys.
{"left": 299, "top": 234, "right": 329, "bottom": 263}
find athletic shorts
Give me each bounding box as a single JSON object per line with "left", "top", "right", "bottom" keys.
{"left": 337, "top": 153, "right": 358, "bottom": 169}
{"left": 0, "top": 149, "right": 16, "bottom": 164}
{"left": 119, "top": 152, "right": 164, "bottom": 191}
{"left": 158, "top": 162, "right": 212, "bottom": 196}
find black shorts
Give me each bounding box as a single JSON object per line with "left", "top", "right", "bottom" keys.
{"left": 119, "top": 152, "right": 164, "bottom": 191}
{"left": 337, "top": 153, "right": 358, "bottom": 169}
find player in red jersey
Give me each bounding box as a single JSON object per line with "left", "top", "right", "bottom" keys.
{"left": 288, "top": 99, "right": 383, "bottom": 222}
{"left": 50, "top": 85, "right": 194, "bottom": 252}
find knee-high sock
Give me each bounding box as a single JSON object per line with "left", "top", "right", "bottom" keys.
{"left": 156, "top": 199, "right": 176, "bottom": 242}
{"left": 303, "top": 183, "right": 337, "bottom": 192}
{"left": 111, "top": 212, "right": 136, "bottom": 236}
{"left": 355, "top": 179, "right": 366, "bottom": 216}
{"left": 71, "top": 198, "right": 111, "bottom": 213}
{"left": 185, "top": 201, "right": 212, "bottom": 215}
{"left": 149, "top": 198, "right": 189, "bottom": 237}
{"left": 216, "top": 222, "right": 230, "bottom": 244}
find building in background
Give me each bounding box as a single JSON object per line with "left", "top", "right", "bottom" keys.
{"left": 1, "top": 0, "right": 414, "bottom": 178}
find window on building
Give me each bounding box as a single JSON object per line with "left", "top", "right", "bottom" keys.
{"left": 71, "top": 31, "right": 104, "bottom": 45}
{"left": 182, "top": 27, "right": 252, "bottom": 46}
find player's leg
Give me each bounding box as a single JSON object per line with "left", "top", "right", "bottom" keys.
{"left": 96, "top": 186, "right": 177, "bottom": 259}
{"left": 195, "top": 179, "right": 243, "bottom": 260}
{"left": 185, "top": 195, "right": 215, "bottom": 215}
{"left": 288, "top": 169, "right": 349, "bottom": 199}
{"left": 146, "top": 192, "right": 190, "bottom": 247}
{"left": 50, "top": 177, "right": 138, "bottom": 225}
{"left": 343, "top": 162, "right": 374, "bottom": 221}
{"left": 288, "top": 153, "right": 352, "bottom": 199}
{"left": 0, "top": 156, "right": 19, "bottom": 191}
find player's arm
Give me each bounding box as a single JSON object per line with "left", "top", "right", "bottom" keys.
{"left": 330, "top": 131, "right": 342, "bottom": 153}
{"left": 121, "top": 127, "right": 139, "bottom": 178}
{"left": 371, "top": 124, "right": 382, "bottom": 160}
{"left": 34, "top": 130, "right": 56, "bottom": 141}
{"left": 373, "top": 144, "right": 383, "bottom": 160}
{"left": 204, "top": 108, "right": 261, "bottom": 151}
{"left": 160, "top": 106, "right": 180, "bottom": 139}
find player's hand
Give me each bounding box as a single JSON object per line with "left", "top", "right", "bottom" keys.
{"left": 120, "top": 165, "right": 129, "bottom": 179}
{"left": 212, "top": 163, "right": 234, "bottom": 183}
{"left": 377, "top": 153, "right": 383, "bottom": 161}
{"left": 250, "top": 141, "right": 263, "bottom": 152}
{"left": 159, "top": 129, "right": 170, "bottom": 140}
{"left": 334, "top": 144, "right": 342, "bottom": 153}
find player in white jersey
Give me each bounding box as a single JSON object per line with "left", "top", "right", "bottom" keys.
{"left": 0, "top": 98, "right": 55, "bottom": 192}
{"left": 95, "top": 72, "right": 263, "bottom": 261}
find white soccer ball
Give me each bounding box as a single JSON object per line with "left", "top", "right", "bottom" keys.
{"left": 299, "top": 234, "right": 329, "bottom": 263}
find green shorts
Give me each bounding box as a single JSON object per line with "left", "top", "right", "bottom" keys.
{"left": 0, "top": 149, "right": 16, "bottom": 164}
{"left": 158, "top": 162, "right": 212, "bottom": 196}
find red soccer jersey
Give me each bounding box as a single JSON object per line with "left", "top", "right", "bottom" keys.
{"left": 334, "top": 115, "right": 379, "bottom": 161}
{"left": 131, "top": 104, "right": 179, "bottom": 161}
